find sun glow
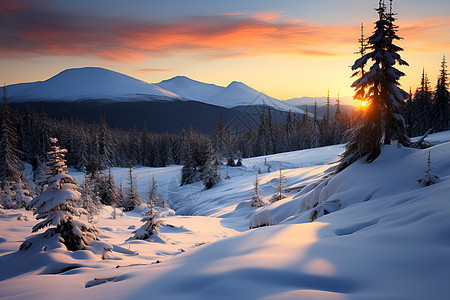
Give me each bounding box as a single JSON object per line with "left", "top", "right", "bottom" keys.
{"left": 358, "top": 100, "right": 369, "bottom": 111}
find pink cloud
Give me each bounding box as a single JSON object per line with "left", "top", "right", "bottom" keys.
{"left": 1, "top": 5, "right": 446, "bottom": 62}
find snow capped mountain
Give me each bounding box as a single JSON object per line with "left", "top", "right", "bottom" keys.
{"left": 8, "top": 67, "right": 181, "bottom": 102}
{"left": 6, "top": 67, "right": 303, "bottom": 114}
{"left": 202, "top": 81, "right": 304, "bottom": 113}
{"left": 155, "top": 76, "right": 224, "bottom": 101}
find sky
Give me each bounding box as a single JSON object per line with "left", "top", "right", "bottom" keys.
{"left": 0, "top": 0, "right": 449, "bottom": 101}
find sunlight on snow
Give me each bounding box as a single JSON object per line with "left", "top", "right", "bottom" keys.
{"left": 302, "top": 258, "right": 336, "bottom": 276}
{"left": 201, "top": 222, "right": 330, "bottom": 274}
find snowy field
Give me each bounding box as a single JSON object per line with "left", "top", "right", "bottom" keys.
{"left": 1, "top": 131, "right": 450, "bottom": 299}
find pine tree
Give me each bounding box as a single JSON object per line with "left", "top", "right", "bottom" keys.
{"left": 121, "top": 162, "right": 142, "bottom": 211}
{"left": 339, "top": 0, "right": 409, "bottom": 171}
{"left": 410, "top": 69, "right": 433, "bottom": 136}
{"left": 310, "top": 102, "right": 320, "bottom": 148}
{"left": 181, "top": 143, "right": 197, "bottom": 185}
{"left": 133, "top": 180, "right": 162, "bottom": 240}
{"left": 250, "top": 173, "right": 265, "bottom": 207}
{"left": 80, "top": 171, "right": 102, "bottom": 220}
{"left": 417, "top": 151, "right": 439, "bottom": 186}
{"left": 333, "top": 92, "right": 346, "bottom": 144}
{"left": 432, "top": 55, "right": 449, "bottom": 132}
{"left": 285, "top": 110, "right": 294, "bottom": 136}
{"left": 12, "top": 181, "right": 33, "bottom": 209}
{"left": 26, "top": 138, "right": 98, "bottom": 251}
{"left": 202, "top": 144, "right": 221, "bottom": 189}
{"left": 104, "top": 169, "right": 121, "bottom": 216}
{"left": 148, "top": 176, "right": 159, "bottom": 206}
{"left": 326, "top": 90, "right": 331, "bottom": 125}
{"left": 0, "top": 85, "right": 20, "bottom": 187}
{"left": 271, "top": 170, "right": 286, "bottom": 203}
{"left": 99, "top": 115, "right": 113, "bottom": 169}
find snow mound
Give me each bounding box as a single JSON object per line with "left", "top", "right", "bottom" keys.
{"left": 8, "top": 67, "right": 181, "bottom": 102}
{"left": 250, "top": 141, "right": 450, "bottom": 227}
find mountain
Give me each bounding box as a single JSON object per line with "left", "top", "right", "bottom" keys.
{"left": 5, "top": 67, "right": 308, "bottom": 132}
{"left": 7, "top": 67, "right": 180, "bottom": 102}
{"left": 155, "top": 76, "right": 224, "bottom": 101}
{"left": 285, "top": 96, "right": 354, "bottom": 107}
{"left": 6, "top": 67, "right": 303, "bottom": 114}
{"left": 202, "top": 81, "right": 304, "bottom": 114}
{"left": 155, "top": 77, "right": 304, "bottom": 114}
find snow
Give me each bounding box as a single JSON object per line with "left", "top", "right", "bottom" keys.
{"left": 202, "top": 81, "right": 305, "bottom": 113}
{"left": 6, "top": 70, "right": 304, "bottom": 113}
{"left": 1, "top": 130, "right": 450, "bottom": 299}
{"left": 8, "top": 67, "right": 181, "bottom": 102}
{"left": 155, "top": 76, "right": 224, "bottom": 101}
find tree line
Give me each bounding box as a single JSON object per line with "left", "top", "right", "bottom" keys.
{"left": 0, "top": 88, "right": 352, "bottom": 194}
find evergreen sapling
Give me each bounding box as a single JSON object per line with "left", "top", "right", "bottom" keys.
{"left": 417, "top": 151, "right": 439, "bottom": 187}
{"left": 251, "top": 173, "right": 265, "bottom": 207}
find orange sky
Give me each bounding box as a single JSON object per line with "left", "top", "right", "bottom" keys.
{"left": 0, "top": 0, "right": 449, "bottom": 101}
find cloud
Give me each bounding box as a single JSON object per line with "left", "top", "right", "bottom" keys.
{"left": 0, "top": 0, "right": 26, "bottom": 16}
{"left": 399, "top": 17, "right": 450, "bottom": 52}
{"left": 136, "top": 68, "right": 173, "bottom": 73}
{"left": 1, "top": 4, "right": 447, "bottom": 62}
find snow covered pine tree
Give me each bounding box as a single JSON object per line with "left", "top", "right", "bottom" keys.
{"left": 121, "top": 162, "right": 142, "bottom": 211}
{"left": 251, "top": 173, "right": 265, "bottom": 207}
{"left": 271, "top": 170, "right": 286, "bottom": 203}
{"left": 133, "top": 179, "right": 162, "bottom": 240}
{"left": 339, "top": 0, "right": 409, "bottom": 171}
{"left": 24, "top": 138, "right": 98, "bottom": 251}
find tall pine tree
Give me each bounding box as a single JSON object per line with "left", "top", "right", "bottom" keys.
{"left": 339, "top": 0, "right": 409, "bottom": 171}
{"left": 432, "top": 55, "right": 449, "bottom": 132}
{"left": 0, "top": 85, "right": 20, "bottom": 187}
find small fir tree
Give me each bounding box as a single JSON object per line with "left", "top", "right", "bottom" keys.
{"left": 203, "top": 151, "right": 221, "bottom": 190}
{"left": 148, "top": 176, "right": 159, "bottom": 206}
{"left": 80, "top": 171, "right": 102, "bottom": 221}
{"left": 271, "top": 170, "right": 286, "bottom": 203}
{"left": 104, "top": 169, "right": 121, "bottom": 218}
{"left": 26, "top": 138, "right": 98, "bottom": 251}
{"left": 12, "top": 181, "right": 33, "bottom": 209}
{"left": 251, "top": 173, "right": 265, "bottom": 207}
{"left": 417, "top": 151, "right": 439, "bottom": 187}
{"left": 121, "top": 162, "right": 142, "bottom": 211}
{"left": 133, "top": 181, "right": 162, "bottom": 240}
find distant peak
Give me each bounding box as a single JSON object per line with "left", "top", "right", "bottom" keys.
{"left": 59, "top": 67, "right": 112, "bottom": 73}
{"left": 163, "top": 75, "right": 195, "bottom": 82}
{"left": 226, "top": 81, "right": 255, "bottom": 91}
{"left": 228, "top": 81, "right": 246, "bottom": 86}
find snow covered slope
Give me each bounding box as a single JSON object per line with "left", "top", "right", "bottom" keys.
{"left": 155, "top": 77, "right": 304, "bottom": 113}
{"left": 203, "top": 81, "right": 305, "bottom": 113}
{"left": 155, "top": 76, "right": 224, "bottom": 101}
{"left": 7, "top": 68, "right": 303, "bottom": 113}
{"left": 8, "top": 67, "right": 181, "bottom": 102}
{"left": 1, "top": 132, "right": 449, "bottom": 299}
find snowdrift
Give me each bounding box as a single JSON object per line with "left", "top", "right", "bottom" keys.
{"left": 1, "top": 131, "right": 449, "bottom": 299}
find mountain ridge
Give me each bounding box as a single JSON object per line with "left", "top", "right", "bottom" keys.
{"left": 5, "top": 67, "right": 305, "bottom": 114}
